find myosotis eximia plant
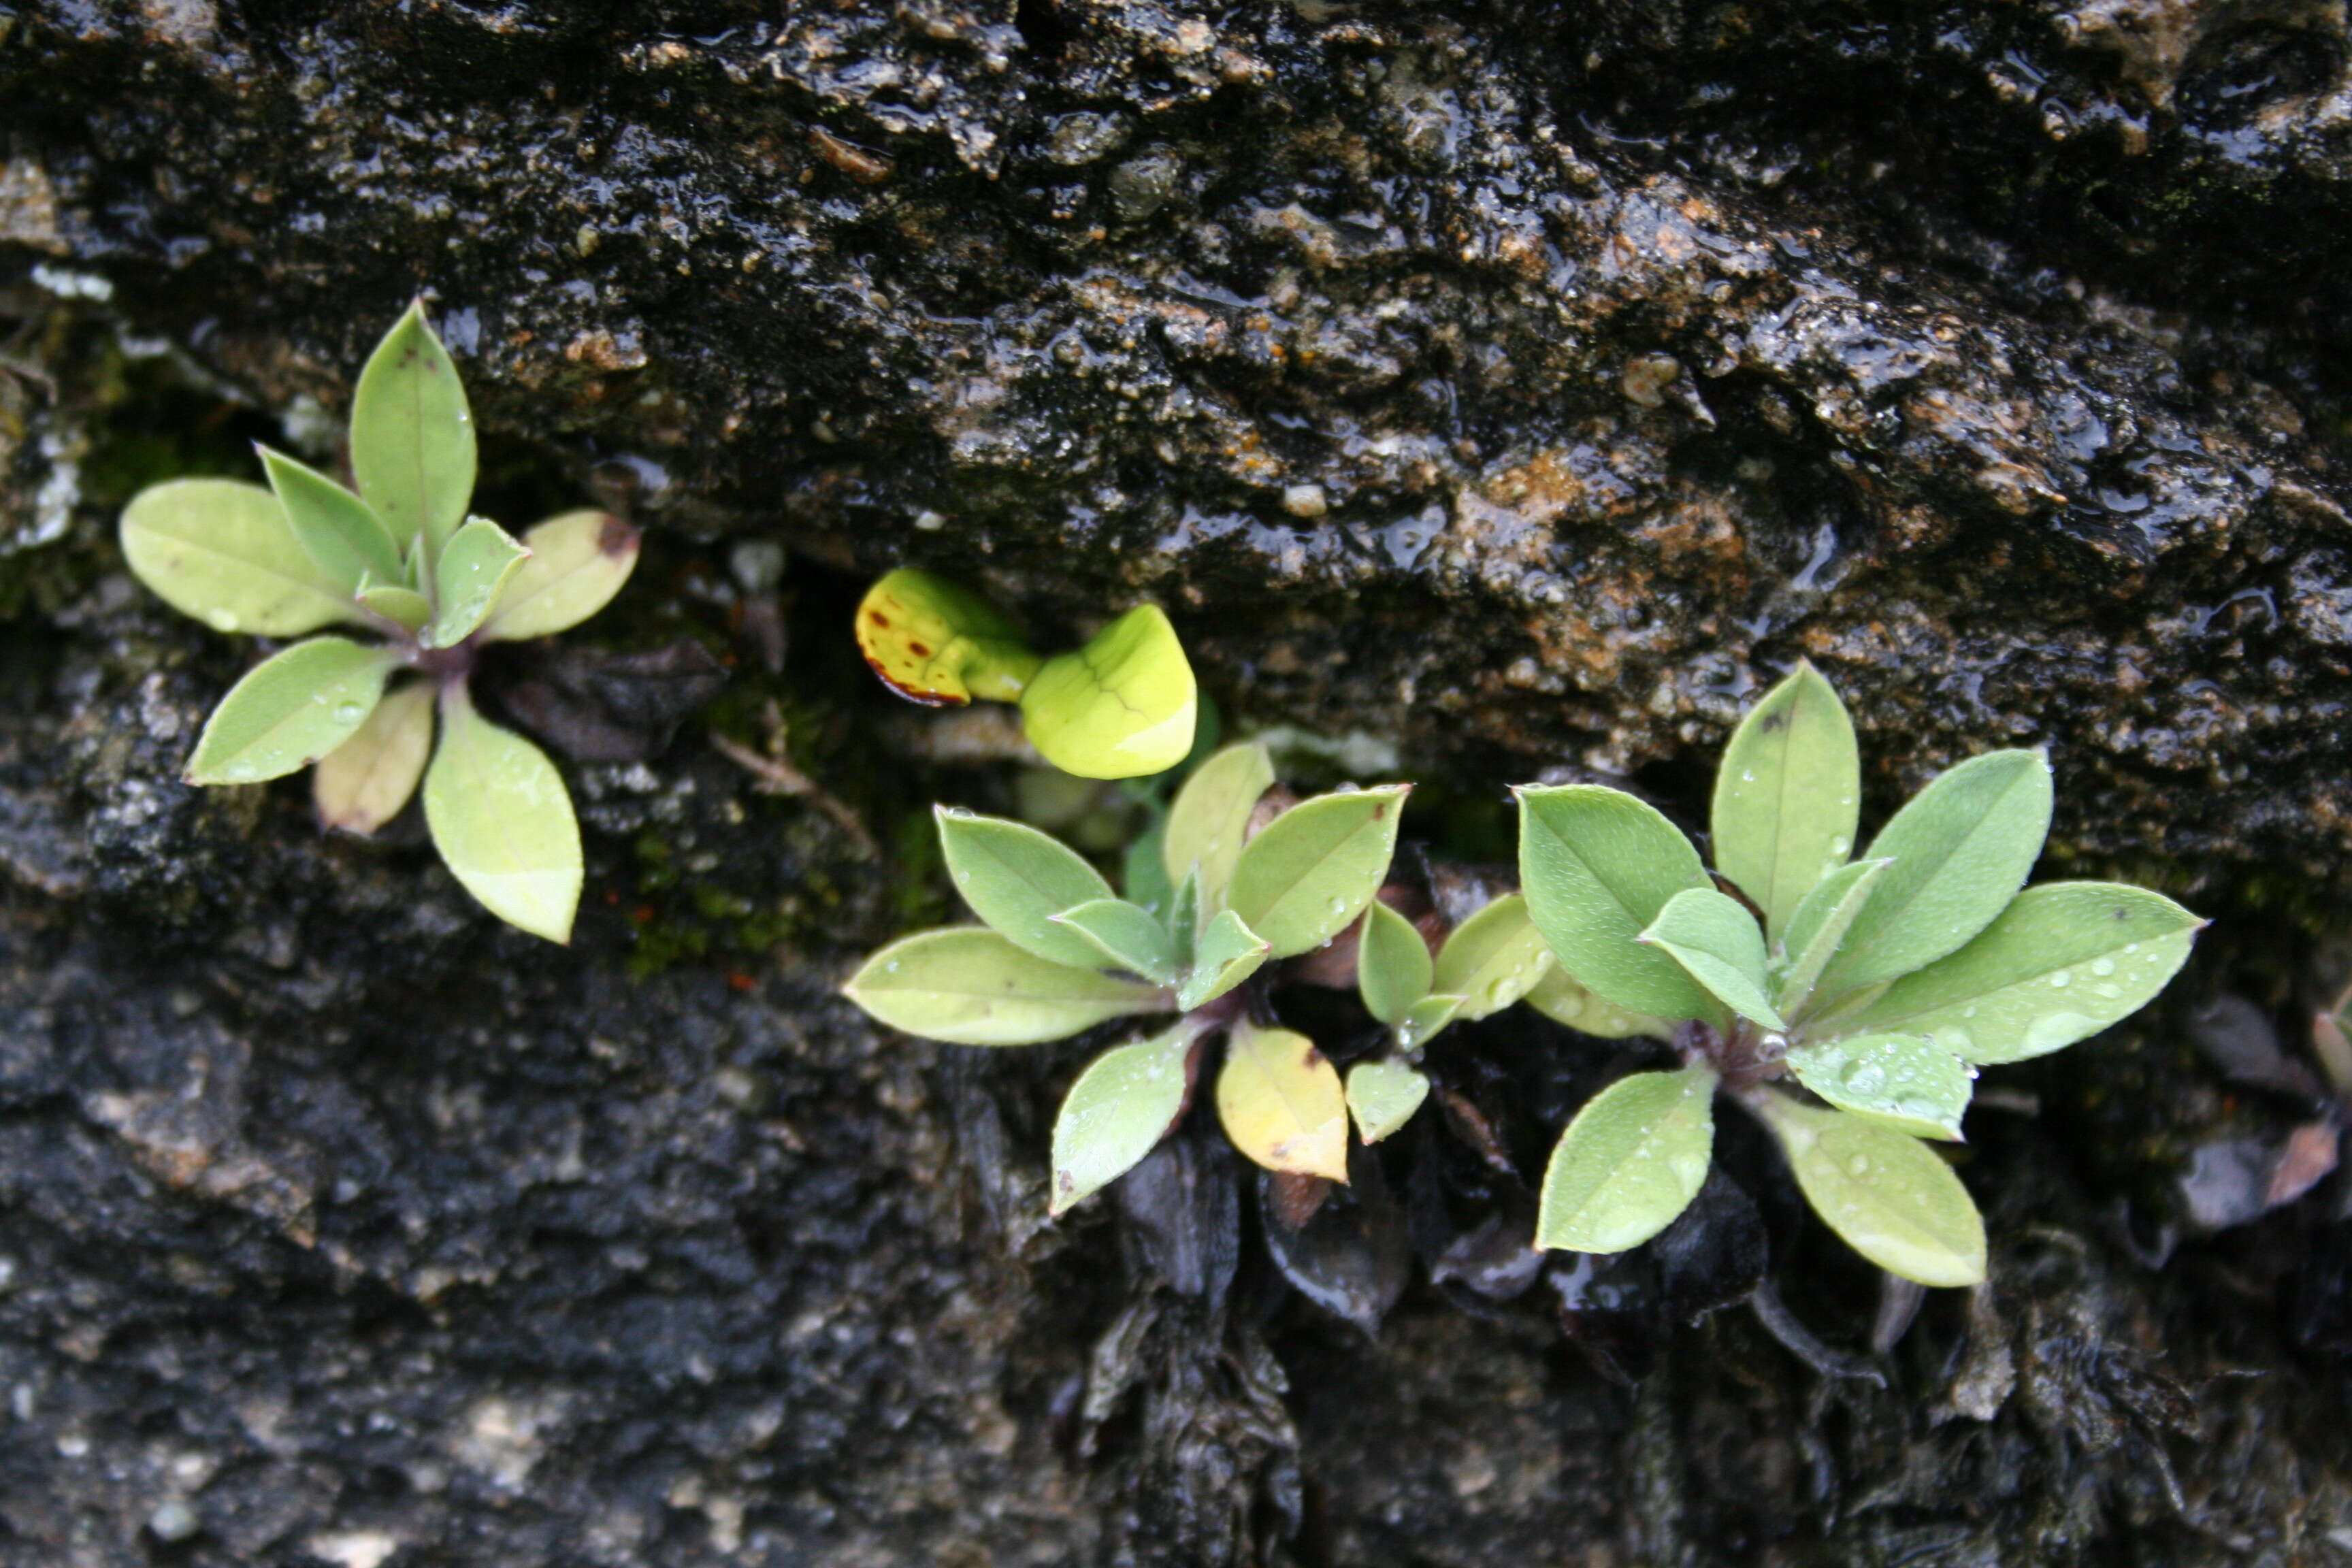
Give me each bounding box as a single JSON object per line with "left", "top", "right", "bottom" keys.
{"left": 118, "top": 302, "right": 640, "bottom": 943}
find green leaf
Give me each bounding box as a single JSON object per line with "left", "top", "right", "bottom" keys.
{"left": 349, "top": 300, "right": 478, "bottom": 566}
{"left": 425, "top": 517, "right": 530, "bottom": 647}
{"left": 1227, "top": 785, "right": 1410, "bottom": 958}
{"left": 313, "top": 678, "right": 434, "bottom": 834}
{"left": 186, "top": 636, "right": 399, "bottom": 785}
{"left": 1516, "top": 785, "right": 1715, "bottom": 1019}
{"left": 1711, "top": 661, "right": 1859, "bottom": 941}
{"left": 1167, "top": 870, "right": 1200, "bottom": 965}
{"left": 259, "top": 445, "right": 405, "bottom": 591}
{"left": 1433, "top": 893, "right": 1556, "bottom": 1021}
{"left": 1050, "top": 897, "right": 1180, "bottom": 985}
{"left": 483, "top": 510, "right": 642, "bottom": 641}
{"left": 1346, "top": 1058, "right": 1429, "bottom": 1144}
{"left": 1050, "top": 1022, "right": 1204, "bottom": 1215}
{"left": 1176, "top": 909, "right": 1271, "bottom": 1011}
{"left": 1523, "top": 968, "right": 1673, "bottom": 1040}
{"left": 934, "top": 807, "right": 1117, "bottom": 969}
{"left": 1161, "top": 741, "right": 1275, "bottom": 913}
{"left": 1535, "top": 1064, "right": 1718, "bottom": 1254}
{"left": 1123, "top": 819, "right": 1175, "bottom": 920}
{"left": 1216, "top": 1018, "right": 1349, "bottom": 1181}
{"left": 844, "top": 927, "right": 1167, "bottom": 1045}
{"left": 423, "top": 686, "right": 584, "bottom": 944}
{"left": 1818, "top": 749, "right": 2053, "bottom": 996}
{"left": 1774, "top": 857, "right": 1893, "bottom": 1019}
{"left": 1784, "top": 1033, "right": 1973, "bottom": 1141}
{"left": 355, "top": 572, "right": 434, "bottom": 633}
{"left": 1019, "top": 604, "right": 1198, "bottom": 780}
{"left": 1358, "top": 899, "right": 1433, "bottom": 1026}
{"left": 1840, "top": 882, "right": 2201, "bottom": 1064}
{"left": 1755, "top": 1096, "right": 1985, "bottom": 1286}
{"left": 1638, "top": 887, "right": 1781, "bottom": 1031}
{"left": 1396, "top": 993, "right": 1465, "bottom": 1051}
{"left": 118, "top": 478, "right": 361, "bottom": 636}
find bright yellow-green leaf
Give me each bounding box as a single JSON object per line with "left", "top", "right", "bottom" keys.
{"left": 1434, "top": 893, "right": 1554, "bottom": 1021}
{"left": 1755, "top": 1095, "right": 1986, "bottom": 1286}
{"left": 1227, "top": 785, "right": 1410, "bottom": 958}
{"left": 1523, "top": 968, "right": 1673, "bottom": 1039}
{"left": 119, "top": 478, "right": 361, "bottom": 636}
{"left": 1638, "top": 886, "right": 1780, "bottom": 1031}
{"left": 1161, "top": 741, "right": 1274, "bottom": 911}
{"left": 1774, "top": 858, "right": 1893, "bottom": 1019}
{"left": 313, "top": 678, "right": 434, "bottom": 833}
{"left": 1711, "top": 661, "right": 1859, "bottom": 941}
{"left": 1051, "top": 1021, "right": 1205, "bottom": 1215}
{"left": 1358, "top": 900, "right": 1433, "bottom": 1026}
{"left": 1784, "top": 1032, "right": 1973, "bottom": 1140}
{"left": 1215, "top": 1018, "right": 1349, "bottom": 1181}
{"left": 425, "top": 516, "right": 529, "bottom": 647}
{"left": 1019, "top": 604, "right": 1198, "bottom": 779}
{"left": 854, "top": 568, "right": 1041, "bottom": 706}
{"left": 1346, "top": 1057, "right": 1429, "bottom": 1144}
{"left": 843, "top": 927, "right": 1166, "bottom": 1045}
{"left": 423, "top": 687, "right": 583, "bottom": 943}
{"left": 483, "top": 509, "right": 642, "bottom": 641}
{"left": 186, "top": 636, "right": 399, "bottom": 785}
{"left": 936, "top": 807, "right": 1117, "bottom": 969}
{"left": 1175, "top": 909, "right": 1271, "bottom": 1011}
{"left": 1535, "top": 1063, "right": 1717, "bottom": 1254}
{"left": 259, "top": 445, "right": 404, "bottom": 591}
{"left": 349, "top": 300, "right": 477, "bottom": 566}
{"left": 1517, "top": 784, "right": 1715, "bottom": 1019}
{"left": 1051, "top": 897, "right": 1181, "bottom": 985}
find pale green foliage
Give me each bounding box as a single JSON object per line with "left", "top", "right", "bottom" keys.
{"left": 1639, "top": 886, "right": 1781, "bottom": 1031}
{"left": 1160, "top": 740, "right": 1273, "bottom": 909}
{"left": 1050, "top": 1022, "right": 1203, "bottom": 1214}
{"left": 1345, "top": 1057, "right": 1429, "bottom": 1145}
{"left": 1755, "top": 1097, "right": 1987, "bottom": 1287}
{"left": 1358, "top": 900, "right": 1433, "bottom": 1026}
{"left": 1226, "top": 785, "right": 1410, "bottom": 956}
{"left": 1517, "top": 785, "right": 1715, "bottom": 1019}
{"left": 1711, "top": 660, "right": 1858, "bottom": 941}
{"left": 1431, "top": 893, "right": 1551, "bottom": 1022}
{"left": 1535, "top": 1064, "right": 1718, "bottom": 1254}
{"left": 841, "top": 928, "right": 1167, "bottom": 1045}
{"left": 116, "top": 302, "right": 640, "bottom": 943}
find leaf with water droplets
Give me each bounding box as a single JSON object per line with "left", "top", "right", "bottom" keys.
{"left": 423, "top": 687, "right": 583, "bottom": 943}
{"left": 1434, "top": 892, "right": 1554, "bottom": 1021}
{"left": 854, "top": 569, "right": 1041, "bottom": 706}
{"left": 1785, "top": 1032, "right": 1972, "bottom": 1141}
{"left": 186, "top": 636, "right": 399, "bottom": 786}
{"left": 1050, "top": 897, "right": 1181, "bottom": 985}
{"left": 1396, "top": 992, "right": 1464, "bottom": 1051}
{"left": 260, "top": 446, "right": 406, "bottom": 592}
{"left": 1639, "top": 886, "right": 1778, "bottom": 1030}
{"left": 313, "top": 678, "right": 434, "bottom": 834}
{"left": 1839, "top": 881, "right": 2201, "bottom": 1064}
{"left": 1227, "top": 785, "right": 1410, "bottom": 958}
{"left": 424, "top": 516, "right": 529, "bottom": 648}
{"left": 1523, "top": 968, "right": 1673, "bottom": 1040}
{"left": 1775, "top": 857, "right": 1893, "bottom": 1018}
{"left": 1216, "top": 1018, "right": 1349, "bottom": 1181}
{"left": 1051, "top": 1022, "right": 1203, "bottom": 1215}
{"left": 843, "top": 927, "right": 1168, "bottom": 1045}
{"left": 1358, "top": 899, "right": 1432, "bottom": 1026}
{"left": 1020, "top": 604, "right": 1198, "bottom": 779}
{"left": 936, "top": 808, "right": 1117, "bottom": 969}
{"left": 349, "top": 300, "right": 477, "bottom": 566}
{"left": 1161, "top": 741, "right": 1274, "bottom": 913}
{"left": 1346, "top": 1057, "right": 1429, "bottom": 1144}
{"left": 1755, "top": 1095, "right": 1985, "bottom": 1286}
{"left": 1535, "top": 1063, "right": 1718, "bottom": 1254}
{"left": 1712, "top": 660, "right": 1859, "bottom": 941}
{"left": 1176, "top": 908, "right": 1271, "bottom": 1011}
{"left": 1518, "top": 784, "right": 1715, "bottom": 1020}
{"left": 483, "top": 509, "right": 641, "bottom": 640}
{"left": 119, "top": 478, "right": 361, "bottom": 636}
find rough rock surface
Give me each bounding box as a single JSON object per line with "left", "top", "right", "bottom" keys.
{"left": 2, "top": 0, "right": 2352, "bottom": 1563}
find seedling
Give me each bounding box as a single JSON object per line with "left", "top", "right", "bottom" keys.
{"left": 117, "top": 303, "right": 640, "bottom": 943}
{"left": 1516, "top": 662, "right": 2201, "bottom": 1285}
{"left": 854, "top": 568, "right": 1196, "bottom": 779}
{"left": 843, "top": 742, "right": 1411, "bottom": 1211}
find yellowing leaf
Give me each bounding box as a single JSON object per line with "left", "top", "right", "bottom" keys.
{"left": 349, "top": 300, "right": 477, "bottom": 566}
{"left": 425, "top": 516, "right": 529, "bottom": 648}
{"left": 1161, "top": 741, "right": 1275, "bottom": 912}
{"left": 1019, "top": 604, "right": 1198, "bottom": 779}
{"left": 854, "top": 568, "right": 1039, "bottom": 706}
{"left": 1756, "top": 1095, "right": 1986, "bottom": 1286}
{"left": 120, "top": 478, "right": 361, "bottom": 636}
{"left": 186, "top": 637, "right": 399, "bottom": 785}
{"left": 843, "top": 928, "right": 1167, "bottom": 1045}
{"left": 423, "top": 687, "right": 583, "bottom": 943}
{"left": 483, "top": 510, "right": 642, "bottom": 641}
{"left": 1433, "top": 893, "right": 1554, "bottom": 1021}
{"left": 1535, "top": 1064, "right": 1717, "bottom": 1254}
{"left": 313, "top": 679, "right": 434, "bottom": 833}
{"left": 1050, "top": 1022, "right": 1203, "bottom": 1215}
{"left": 1215, "top": 1019, "right": 1348, "bottom": 1181}
{"left": 1346, "top": 1058, "right": 1429, "bottom": 1144}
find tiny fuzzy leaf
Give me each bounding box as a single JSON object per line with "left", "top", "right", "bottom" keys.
{"left": 1756, "top": 1096, "right": 1985, "bottom": 1286}
{"left": 355, "top": 572, "right": 434, "bottom": 633}
{"left": 483, "top": 510, "right": 642, "bottom": 640}
{"left": 1346, "top": 1058, "right": 1429, "bottom": 1144}
{"left": 843, "top": 927, "right": 1168, "bottom": 1045}
{"left": 1819, "top": 749, "right": 2053, "bottom": 996}
{"left": 1216, "top": 1019, "right": 1350, "bottom": 1181}
{"left": 1434, "top": 893, "right": 1556, "bottom": 1022}
{"left": 1774, "top": 858, "right": 1894, "bottom": 1019}
{"left": 1176, "top": 908, "right": 1271, "bottom": 1011}
{"left": 1518, "top": 785, "right": 1716, "bottom": 1019}
{"left": 313, "top": 679, "right": 434, "bottom": 834}
{"left": 935, "top": 807, "right": 1118, "bottom": 969}
{"left": 425, "top": 516, "right": 530, "bottom": 648}
{"left": 1639, "top": 887, "right": 1782, "bottom": 1031}
{"left": 259, "top": 445, "right": 405, "bottom": 591}
{"left": 349, "top": 300, "right": 478, "bottom": 566}
{"left": 1396, "top": 993, "right": 1464, "bottom": 1051}
{"left": 1535, "top": 1063, "right": 1718, "bottom": 1254}
{"left": 1358, "top": 900, "right": 1433, "bottom": 1026}
{"left": 1051, "top": 1022, "right": 1203, "bottom": 1215}
{"left": 1122, "top": 819, "right": 1175, "bottom": 921}
{"left": 1019, "top": 604, "right": 1198, "bottom": 779}
{"left": 1051, "top": 898, "right": 1181, "bottom": 985}
{"left": 1523, "top": 967, "right": 1675, "bottom": 1040}
{"left": 1841, "top": 882, "right": 2202, "bottom": 1064}
{"left": 118, "top": 478, "right": 361, "bottom": 636}
{"left": 1711, "top": 661, "right": 1860, "bottom": 942}
{"left": 1785, "top": 1033, "right": 1974, "bottom": 1141}
{"left": 186, "top": 637, "right": 399, "bottom": 785}
{"left": 1226, "top": 785, "right": 1411, "bottom": 958}
{"left": 855, "top": 569, "right": 1043, "bottom": 706}
{"left": 423, "top": 689, "right": 584, "bottom": 942}
{"left": 1162, "top": 741, "right": 1275, "bottom": 912}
